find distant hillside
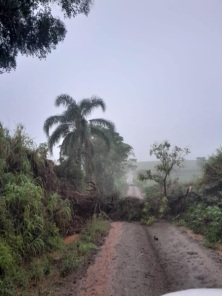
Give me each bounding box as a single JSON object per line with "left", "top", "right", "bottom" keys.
{"left": 135, "top": 160, "right": 202, "bottom": 183}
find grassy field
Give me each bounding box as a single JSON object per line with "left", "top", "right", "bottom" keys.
{"left": 135, "top": 160, "right": 202, "bottom": 183}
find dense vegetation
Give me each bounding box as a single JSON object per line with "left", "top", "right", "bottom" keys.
{"left": 1, "top": 105, "right": 222, "bottom": 293}
{"left": 138, "top": 142, "right": 222, "bottom": 246}
{"left": 3, "top": 2, "right": 221, "bottom": 293}
{"left": 0, "top": 97, "right": 132, "bottom": 294}
{"left": 0, "top": 124, "right": 71, "bottom": 294}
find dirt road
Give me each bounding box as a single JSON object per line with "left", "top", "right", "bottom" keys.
{"left": 54, "top": 186, "right": 222, "bottom": 295}
{"left": 72, "top": 221, "right": 222, "bottom": 296}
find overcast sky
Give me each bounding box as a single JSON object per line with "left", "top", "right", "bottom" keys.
{"left": 1, "top": 0, "right": 222, "bottom": 161}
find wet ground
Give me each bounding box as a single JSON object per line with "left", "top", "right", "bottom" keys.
{"left": 56, "top": 221, "right": 222, "bottom": 296}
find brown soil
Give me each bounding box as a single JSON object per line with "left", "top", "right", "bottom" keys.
{"left": 183, "top": 227, "right": 222, "bottom": 257}
{"left": 52, "top": 221, "right": 222, "bottom": 296}
{"left": 64, "top": 234, "right": 80, "bottom": 245}
{"left": 76, "top": 222, "right": 122, "bottom": 296}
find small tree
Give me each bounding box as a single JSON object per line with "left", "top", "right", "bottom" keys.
{"left": 202, "top": 148, "right": 222, "bottom": 185}
{"left": 139, "top": 140, "right": 190, "bottom": 197}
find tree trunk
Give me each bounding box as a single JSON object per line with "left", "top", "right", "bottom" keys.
{"left": 163, "top": 175, "right": 168, "bottom": 196}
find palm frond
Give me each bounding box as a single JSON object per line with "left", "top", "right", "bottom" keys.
{"left": 43, "top": 115, "right": 65, "bottom": 137}
{"left": 80, "top": 97, "right": 106, "bottom": 117}
{"left": 90, "top": 126, "right": 110, "bottom": 149}
{"left": 60, "top": 130, "right": 80, "bottom": 156}
{"left": 84, "top": 137, "right": 94, "bottom": 158}
{"left": 48, "top": 124, "right": 70, "bottom": 153}
{"left": 63, "top": 104, "right": 80, "bottom": 124}
{"left": 55, "top": 94, "right": 75, "bottom": 108}
{"left": 89, "top": 118, "right": 115, "bottom": 132}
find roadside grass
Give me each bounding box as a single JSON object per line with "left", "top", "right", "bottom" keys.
{"left": 175, "top": 208, "right": 222, "bottom": 250}
{"left": 60, "top": 215, "right": 109, "bottom": 277}
{"left": 6, "top": 216, "right": 110, "bottom": 296}
{"left": 203, "top": 240, "right": 217, "bottom": 249}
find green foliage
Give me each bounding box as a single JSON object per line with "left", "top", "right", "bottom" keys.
{"left": 202, "top": 147, "right": 222, "bottom": 186}
{"left": 92, "top": 129, "right": 133, "bottom": 195}
{"left": 1, "top": 173, "right": 71, "bottom": 257}
{"left": 81, "top": 215, "right": 109, "bottom": 243}
{"left": 186, "top": 203, "right": 222, "bottom": 243}
{"left": 159, "top": 196, "right": 169, "bottom": 217}
{"left": 141, "top": 202, "right": 156, "bottom": 225}
{"left": 37, "top": 143, "right": 49, "bottom": 159}
{"left": 60, "top": 216, "right": 109, "bottom": 277}
{"left": 45, "top": 193, "right": 72, "bottom": 235}
{"left": 78, "top": 242, "right": 95, "bottom": 254}
{"left": 142, "top": 184, "right": 166, "bottom": 217}
{"left": 0, "top": 279, "right": 15, "bottom": 296}
{"left": 0, "top": 122, "right": 113, "bottom": 294}
{"left": 0, "top": 0, "right": 92, "bottom": 73}
{"left": 139, "top": 140, "right": 190, "bottom": 196}
{"left": 107, "top": 196, "right": 144, "bottom": 221}
{"left": 44, "top": 95, "right": 115, "bottom": 179}
{"left": 60, "top": 251, "right": 79, "bottom": 277}
{"left": 0, "top": 123, "right": 73, "bottom": 294}
{"left": 176, "top": 219, "right": 187, "bottom": 227}
{"left": 30, "top": 257, "right": 51, "bottom": 284}
{"left": 56, "top": 157, "right": 84, "bottom": 188}
{"left": 0, "top": 240, "right": 15, "bottom": 276}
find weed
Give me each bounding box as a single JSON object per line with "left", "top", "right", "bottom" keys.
{"left": 176, "top": 219, "right": 187, "bottom": 227}
{"left": 141, "top": 216, "right": 156, "bottom": 226}
{"left": 203, "top": 240, "right": 216, "bottom": 249}
{"left": 60, "top": 216, "right": 109, "bottom": 277}
{"left": 30, "top": 257, "right": 51, "bottom": 284}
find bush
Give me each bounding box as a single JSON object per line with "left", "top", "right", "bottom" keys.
{"left": 139, "top": 201, "right": 154, "bottom": 225}
{"left": 202, "top": 148, "right": 222, "bottom": 185}
{"left": 0, "top": 240, "right": 15, "bottom": 277}
{"left": 60, "top": 216, "right": 109, "bottom": 277}
{"left": 185, "top": 203, "right": 222, "bottom": 243}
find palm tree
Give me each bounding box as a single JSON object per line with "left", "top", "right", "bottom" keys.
{"left": 43, "top": 94, "right": 115, "bottom": 178}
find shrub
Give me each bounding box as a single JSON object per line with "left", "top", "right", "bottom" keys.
{"left": 186, "top": 203, "right": 222, "bottom": 243}
{"left": 0, "top": 239, "right": 15, "bottom": 276}
{"left": 140, "top": 201, "right": 154, "bottom": 225}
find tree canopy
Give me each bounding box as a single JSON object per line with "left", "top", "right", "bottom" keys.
{"left": 92, "top": 129, "right": 133, "bottom": 195}
{"left": 44, "top": 94, "right": 115, "bottom": 178}
{"left": 202, "top": 148, "right": 222, "bottom": 186}
{"left": 139, "top": 140, "right": 190, "bottom": 196}
{"left": 0, "top": 0, "right": 93, "bottom": 73}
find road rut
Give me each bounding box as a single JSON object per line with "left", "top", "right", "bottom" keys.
{"left": 55, "top": 221, "right": 222, "bottom": 295}
{"left": 75, "top": 222, "right": 222, "bottom": 296}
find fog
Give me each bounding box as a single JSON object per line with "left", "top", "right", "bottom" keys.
{"left": 1, "top": 0, "right": 222, "bottom": 161}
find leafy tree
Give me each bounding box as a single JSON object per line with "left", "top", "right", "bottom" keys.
{"left": 139, "top": 140, "right": 190, "bottom": 197}
{"left": 92, "top": 129, "right": 133, "bottom": 195}
{"left": 0, "top": 0, "right": 92, "bottom": 73}
{"left": 43, "top": 94, "right": 115, "bottom": 178}
{"left": 202, "top": 148, "right": 222, "bottom": 186}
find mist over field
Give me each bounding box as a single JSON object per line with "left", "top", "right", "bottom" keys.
{"left": 135, "top": 160, "right": 202, "bottom": 183}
